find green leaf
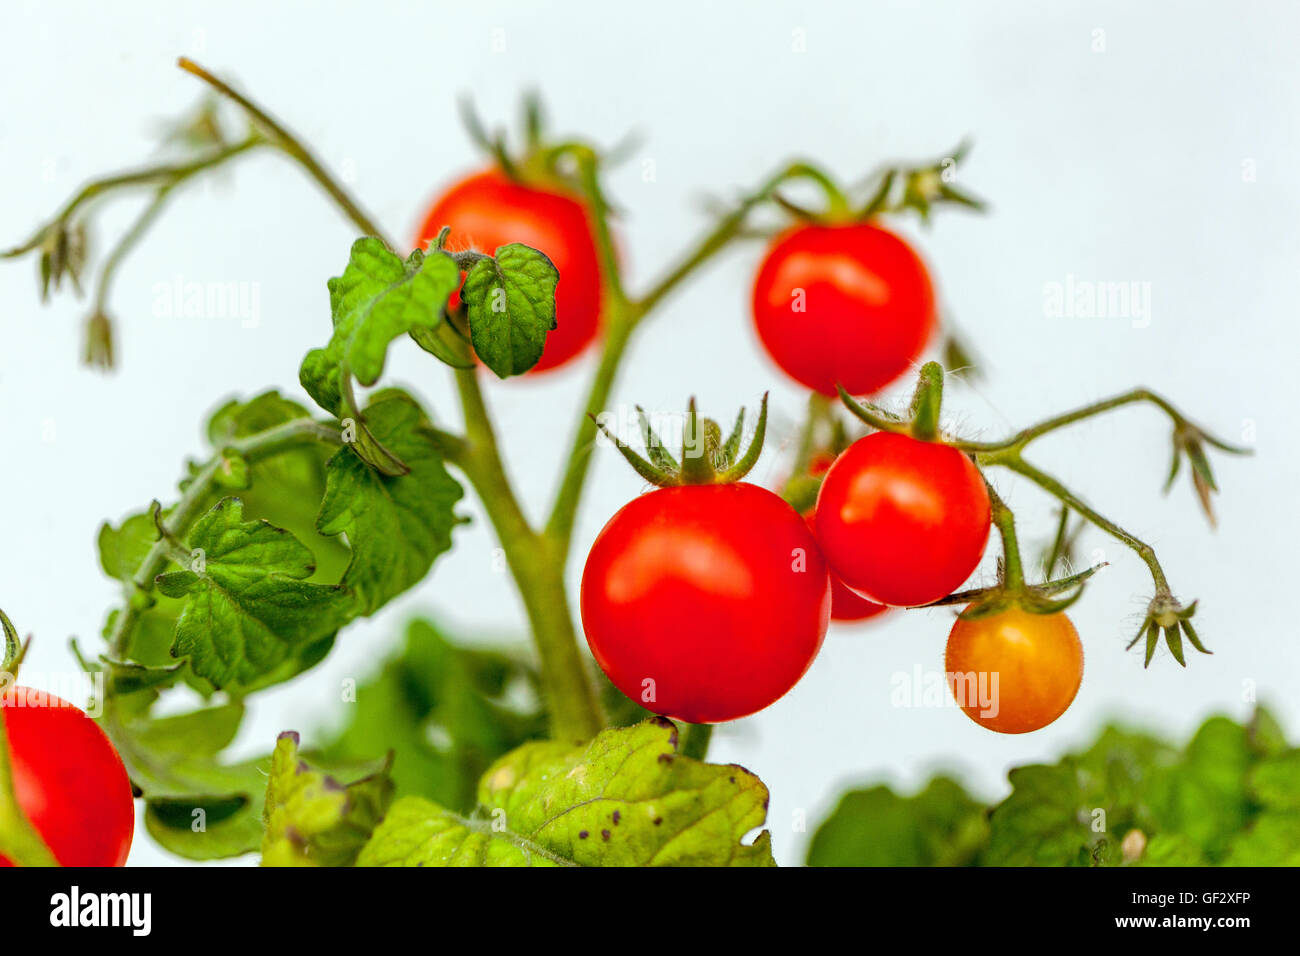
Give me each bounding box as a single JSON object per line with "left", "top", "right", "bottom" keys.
{"left": 807, "top": 777, "right": 988, "bottom": 866}
{"left": 299, "top": 239, "right": 462, "bottom": 415}
{"left": 97, "top": 510, "right": 161, "bottom": 583}
{"left": 317, "top": 390, "right": 464, "bottom": 614}
{"left": 1222, "top": 813, "right": 1300, "bottom": 865}
{"left": 146, "top": 795, "right": 267, "bottom": 860}
{"left": 318, "top": 619, "right": 544, "bottom": 813}
{"left": 101, "top": 692, "right": 386, "bottom": 861}
{"left": 1137, "top": 833, "right": 1208, "bottom": 866}
{"left": 262, "top": 732, "right": 394, "bottom": 867}
{"left": 155, "top": 497, "right": 355, "bottom": 691}
{"left": 357, "top": 718, "right": 775, "bottom": 867}
{"left": 1249, "top": 750, "right": 1300, "bottom": 810}
{"left": 100, "top": 697, "right": 268, "bottom": 859}
{"left": 982, "top": 725, "right": 1175, "bottom": 866}
{"left": 462, "top": 243, "right": 558, "bottom": 378}
{"left": 982, "top": 763, "right": 1102, "bottom": 866}
{"left": 355, "top": 797, "right": 567, "bottom": 867}
{"left": 1145, "top": 716, "right": 1253, "bottom": 860}
{"left": 203, "top": 391, "right": 352, "bottom": 585}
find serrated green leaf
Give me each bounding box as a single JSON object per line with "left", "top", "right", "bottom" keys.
{"left": 982, "top": 725, "right": 1175, "bottom": 866}
{"left": 317, "top": 390, "right": 463, "bottom": 614}
{"left": 154, "top": 497, "right": 355, "bottom": 691}
{"left": 983, "top": 763, "right": 1102, "bottom": 865}
{"left": 358, "top": 719, "right": 775, "bottom": 867}
{"left": 104, "top": 693, "right": 381, "bottom": 861}
{"left": 355, "top": 797, "right": 567, "bottom": 866}
{"left": 203, "top": 392, "right": 352, "bottom": 588}
{"left": 262, "top": 732, "right": 394, "bottom": 867}
{"left": 462, "top": 243, "right": 558, "bottom": 378}
{"left": 299, "top": 239, "right": 461, "bottom": 415}
{"left": 807, "top": 777, "right": 987, "bottom": 866}
{"left": 318, "top": 619, "right": 545, "bottom": 813}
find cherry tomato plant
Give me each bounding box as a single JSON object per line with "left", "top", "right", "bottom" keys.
{"left": 0, "top": 58, "right": 1256, "bottom": 868}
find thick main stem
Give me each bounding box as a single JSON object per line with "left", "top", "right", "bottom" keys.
{"left": 454, "top": 370, "right": 602, "bottom": 740}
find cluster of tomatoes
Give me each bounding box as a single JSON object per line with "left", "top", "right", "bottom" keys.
{"left": 419, "top": 164, "right": 1083, "bottom": 736}
{"left": 1, "top": 148, "right": 1087, "bottom": 869}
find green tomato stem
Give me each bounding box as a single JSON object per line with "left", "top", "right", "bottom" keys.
{"left": 451, "top": 369, "right": 604, "bottom": 741}
{"left": 985, "top": 483, "right": 1025, "bottom": 591}
{"left": 679, "top": 722, "right": 713, "bottom": 761}
{"left": 177, "top": 58, "right": 391, "bottom": 247}
{"left": 984, "top": 450, "right": 1171, "bottom": 597}
{"left": 951, "top": 388, "right": 1247, "bottom": 456}
{"left": 180, "top": 58, "right": 606, "bottom": 739}
{"left": 2, "top": 137, "right": 262, "bottom": 259}
{"left": 1043, "top": 505, "right": 1072, "bottom": 579}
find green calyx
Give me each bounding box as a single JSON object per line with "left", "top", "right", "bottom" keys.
{"left": 837, "top": 360, "right": 947, "bottom": 442}
{"left": 1128, "top": 594, "right": 1211, "bottom": 669}
{"left": 768, "top": 143, "right": 988, "bottom": 229}
{"left": 1, "top": 607, "right": 26, "bottom": 675}
{"left": 593, "top": 394, "right": 769, "bottom": 487}
{"left": 459, "top": 92, "right": 622, "bottom": 205}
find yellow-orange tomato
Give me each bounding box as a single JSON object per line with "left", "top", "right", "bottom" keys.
{"left": 944, "top": 607, "right": 1083, "bottom": 734}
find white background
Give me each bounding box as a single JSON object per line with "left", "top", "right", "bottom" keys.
{"left": 1, "top": 0, "right": 1296, "bottom": 866}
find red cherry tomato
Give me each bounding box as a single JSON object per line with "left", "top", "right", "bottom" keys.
{"left": 415, "top": 168, "right": 604, "bottom": 373}
{"left": 814, "top": 431, "right": 990, "bottom": 607}
{"left": 801, "top": 511, "right": 888, "bottom": 623}
{"left": 751, "top": 222, "right": 936, "bottom": 396}
{"left": 945, "top": 608, "right": 1084, "bottom": 734}
{"left": 0, "top": 688, "right": 134, "bottom": 866}
{"left": 581, "top": 483, "right": 831, "bottom": 723}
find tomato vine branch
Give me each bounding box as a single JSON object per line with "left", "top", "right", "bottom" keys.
{"left": 176, "top": 58, "right": 390, "bottom": 246}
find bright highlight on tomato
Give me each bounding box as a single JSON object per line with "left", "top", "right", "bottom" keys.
{"left": 944, "top": 607, "right": 1084, "bottom": 734}
{"left": 0, "top": 688, "right": 134, "bottom": 866}
{"left": 415, "top": 168, "right": 604, "bottom": 373}
{"left": 751, "top": 222, "right": 936, "bottom": 396}
{"left": 814, "top": 431, "right": 991, "bottom": 607}
{"left": 581, "top": 483, "right": 831, "bottom": 723}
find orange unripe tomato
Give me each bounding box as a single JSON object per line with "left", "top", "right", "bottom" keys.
{"left": 944, "top": 607, "right": 1083, "bottom": 734}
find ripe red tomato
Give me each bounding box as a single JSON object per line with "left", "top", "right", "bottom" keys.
{"left": 415, "top": 169, "right": 604, "bottom": 373}
{"left": 814, "top": 431, "right": 990, "bottom": 607}
{"left": 751, "top": 222, "right": 936, "bottom": 396}
{"left": 801, "top": 511, "right": 888, "bottom": 623}
{"left": 581, "top": 483, "right": 831, "bottom": 723}
{"left": 945, "top": 608, "right": 1084, "bottom": 734}
{"left": 0, "top": 688, "right": 134, "bottom": 866}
